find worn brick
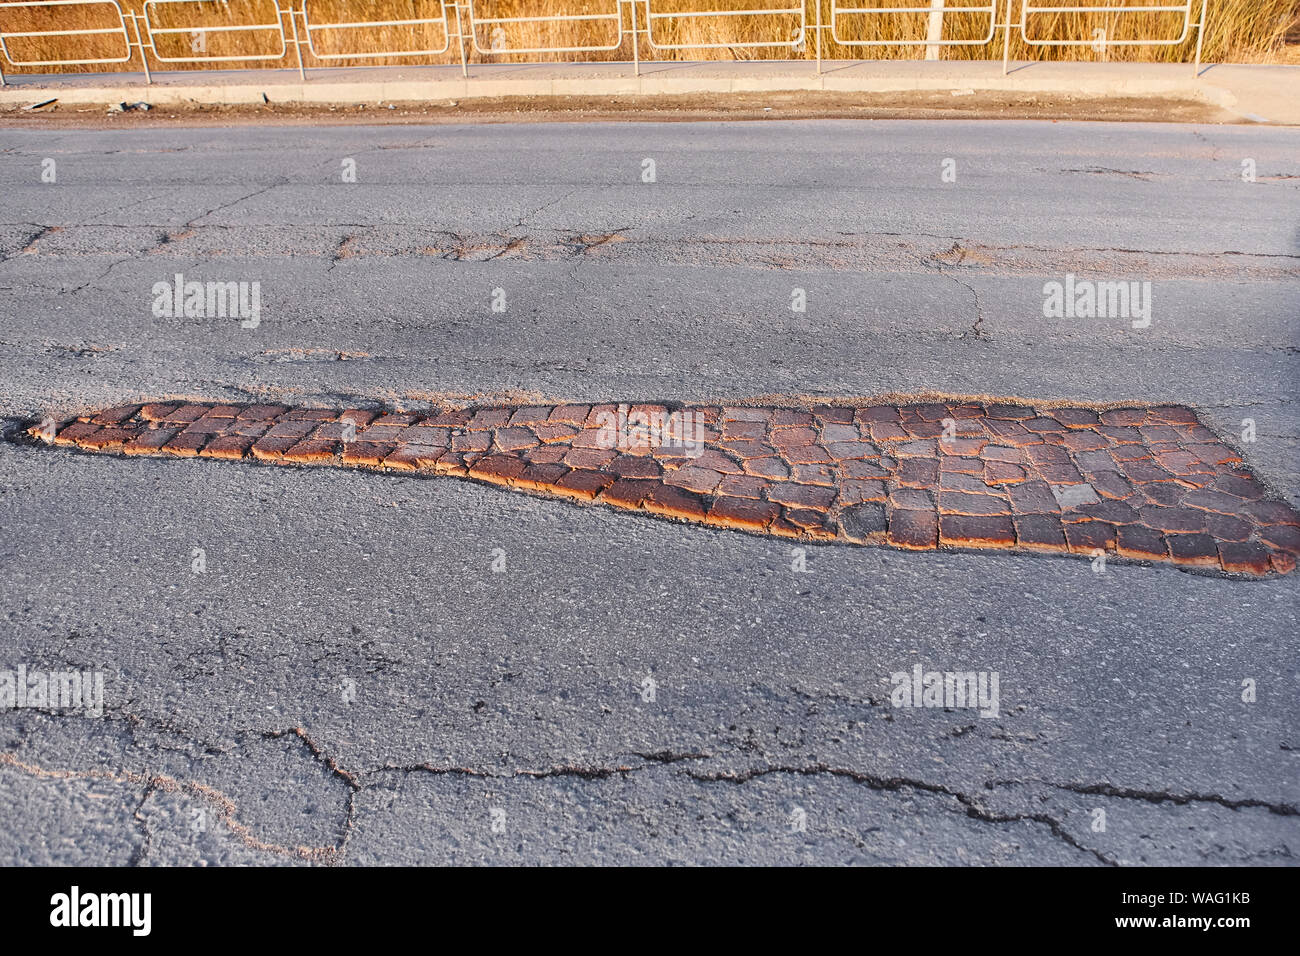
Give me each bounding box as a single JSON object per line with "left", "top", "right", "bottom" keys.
{"left": 855, "top": 406, "right": 900, "bottom": 423}
{"left": 773, "top": 408, "right": 816, "bottom": 426}
{"left": 841, "top": 459, "right": 891, "bottom": 480}
{"left": 124, "top": 427, "right": 180, "bottom": 455}
{"left": 939, "top": 492, "right": 1010, "bottom": 516}
{"left": 1063, "top": 521, "right": 1116, "bottom": 554}
{"left": 767, "top": 483, "right": 836, "bottom": 510}
{"left": 1014, "top": 515, "right": 1067, "bottom": 552}
{"left": 1139, "top": 505, "right": 1205, "bottom": 534}
{"left": 1216, "top": 541, "right": 1271, "bottom": 575}
{"left": 1099, "top": 408, "right": 1148, "bottom": 426}
{"left": 1115, "top": 524, "right": 1167, "bottom": 560}
{"left": 1213, "top": 475, "right": 1265, "bottom": 500}
{"left": 985, "top": 462, "right": 1027, "bottom": 486}
{"left": 869, "top": 422, "right": 910, "bottom": 443}
{"left": 600, "top": 478, "right": 658, "bottom": 508}
{"left": 342, "top": 442, "right": 392, "bottom": 467}
{"left": 1049, "top": 407, "right": 1100, "bottom": 428}
{"left": 939, "top": 456, "right": 983, "bottom": 475}
{"left": 722, "top": 419, "right": 767, "bottom": 440}
{"left": 90, "top": 405, "right": 140, "bottom": 426}
{"left": 553, "top": 469, "right": 614, "bottom": 501}
{"left": 1243, "top": 501, "right": 1300, "bottom": 526}
{"left": 884, "top": 509, "right": 936, "bottom": 548}
{"left": 164, "top": 431, "right": 210, "bottom": 457}
{"left": 1203, "top": 512, "right": 1253, "bottom": 542}
{"left": 1259, "top": 524, "right": 1300, "bottom": 555}
{"left": 708, "top": 496, "right": 779, "bottom": 531}
{"left": 986, "top": 404, "right": 1034, "bottom": 420}
{"left": 384, "top": 444, "right": 445, "bottom": 471}
{"left": 717, "top": 475, "right": 768, "bottom": 499}
{"left": 201, "top": 434, "right": 254, "bottom": 460}
{"left": 549, "top": 404, "right": 590, "bottom": 424}
{"left": 889, "top": 487, "right": 933, "bottom": 510}
{"left": 643, "top": 484, "right": 708, "bottom": 521}
{"left": 1167, "top": 533, "right": 1221, "bottom": 567}
{"left": 720, "top": 439, "right": 777, "bottom": 460}
{"left": 469, "top": 455, "right": 528, "bottom": 484}
{"left": 784, "top": 508, "right": 837, "bottom": 538}
{"left": 897, "top": 458, "right": 938, "bottom": 488}
{"left": 451, "top": 432, "right": 491, "bottom": 453}
{"left": 664, "top": 466, "right": 725, "bottom": 495}
{"left": 940, "top": 514, "right": 1014, "bottom": 548}
{"left": 508, "top": 406, "right": 553, "bottom": 426}
{"left": 53, "top": 421, "right": 100, "bottom": 445}
{"left": 502, "top": 463, "right": 562, "bottom": 491}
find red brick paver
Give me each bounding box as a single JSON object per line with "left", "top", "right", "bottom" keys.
{"left": 33, "top": 400, "right": 1300, "bottom": 577}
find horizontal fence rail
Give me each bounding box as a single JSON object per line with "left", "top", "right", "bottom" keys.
{"left": 1020, "top": 0, "right": 1195, "bottom": 46}
{"left": 643, "top": 1, "right": 806, "bottom": 52}
{"left": 300, "top": 0, "right": 453, "bottom": 60}
{"left": 0, "top": 0, "right": 134, "bottom": 66}
{"left": 141, "top": 0, "right": 288, "bottom": 63}
{"left": 0, "top": 0, "right": 1215, "bottom": 86}
{"left": 467, "top": 0, "right": 624, "bottom": 56}
{"left": 830, "top": 1, "right": 998, "bottom": 48}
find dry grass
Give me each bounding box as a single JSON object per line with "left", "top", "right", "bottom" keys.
{"left": 0, "top": 0, "right": 1295, "bottom": 72}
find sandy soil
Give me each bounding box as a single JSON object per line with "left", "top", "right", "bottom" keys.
{"left": 1, "top": 89, "right": 1233, "bottom": 127}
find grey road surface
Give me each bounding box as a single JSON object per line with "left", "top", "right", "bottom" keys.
{"left": 0, "top": 119, "right": 1297, "bottom": 865}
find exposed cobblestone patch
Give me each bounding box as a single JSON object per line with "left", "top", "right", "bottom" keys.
{"left": 30, "top": 400, "right": 1300, "bottom": 577}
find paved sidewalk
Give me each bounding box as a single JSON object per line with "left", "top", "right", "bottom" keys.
{"left": 2, "top": 61, "right": 1298, "bottom": 124}
{"left": 31, "top": 398, "right": 1300, "bottom": 577}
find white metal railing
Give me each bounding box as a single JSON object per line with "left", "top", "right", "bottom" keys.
{"left": 831, "top": 0, "right": 997, "bottom": 47}
{"left": 300, "top": 0, "right": 453, "bottom": 60}
{"left": 142, "top": 0, "right": 288, "bottom": 63}
{"left": 1021, "top": 0, "right": 1194, "bottom": 46}
{"left": 644, "top": 1, "right": 806, "bottom": 51}
{"left": 467, "top": 0, "right": 624, "bottom": 55}
{"left": 0, "top": 0, "right": 135, "bottom": 65}
{"left": 0, "top": 0, "right": 1216, "bottom": 87}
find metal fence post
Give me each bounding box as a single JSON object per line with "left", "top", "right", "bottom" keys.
{"left": 815, "top": 0, "right": 822, "bottom": 74}
{"left": 453, "top": 1, "right": 468, "bottom": 78}
{"left": 1193, "top": 0, "right": 1207, "bottom": 76}
{"left": 631, "top": 0, "right": 640, "bottom": 77}
{"left": 1001, "top": 0, "right": 1010, "bottom": 75}
{"left": 288, "top": 3, "right": 306, "bottom": 80}
{"left": 130, "top": 11, "right": 152, "bottom": 84}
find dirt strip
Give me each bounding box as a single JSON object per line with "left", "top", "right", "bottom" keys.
{"left": 28, "top": 398, "right": 1300, "bottom": 577}
{"left": 0, "top": 91, "right": 1230, "bottom": 128}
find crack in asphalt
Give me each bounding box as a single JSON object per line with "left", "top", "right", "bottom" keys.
{"left": 917, "top": 244, "right": 987, "bottom": 339}
{"left": 684, "top": 764, "right": 1118, "bottom": 866}
{"left": 182, "top": 179, "right": 289, "bottom": 230}
{"left": 992, "top": 779, "right": 1300, "bottom": 817}
{"left": 8, "top": 222, "right": 1298, "bottom": 279}
{"left": 4, "top": 707, "right": 1296, "bottom": 866}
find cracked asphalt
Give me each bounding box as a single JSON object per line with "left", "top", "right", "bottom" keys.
{"left": 0, "top": 119, "right": 1297, "bottom": 865}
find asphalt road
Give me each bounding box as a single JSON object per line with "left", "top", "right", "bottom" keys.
{"left": 0, "top": 119, "right": 1297, "bottom": 865}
